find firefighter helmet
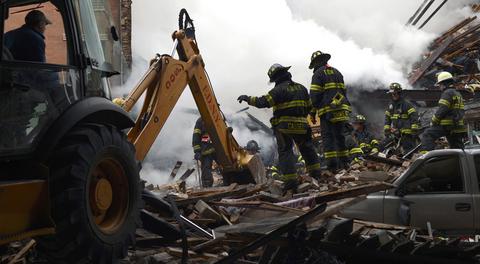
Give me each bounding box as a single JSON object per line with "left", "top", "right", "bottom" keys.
{"left": 436, "top": 71, "right": 453, "bottom": 84}
{"left": 309, "top": 50, "right": 331, "bottom": 69}
{"left": 268, "top": 63, "right": 291, "bottom": 82}
{"left": 388, "top": 82, "right": 402, "bottom": 93}
{"left": 353, "top": 114, "right": 366, "bottom": 123}
{"left": 245, "top": 140, "right": 261, "bottom": 153}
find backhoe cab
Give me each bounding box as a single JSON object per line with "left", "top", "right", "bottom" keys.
{"left": 0, "top": 2, "right": 263, "bottom": 263}
{"left": 0, "top": 0, "right": 139, "bottom": 263}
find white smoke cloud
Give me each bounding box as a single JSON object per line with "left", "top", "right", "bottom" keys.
{"left": 120, "top": 0, "right": 474, "bottom": 185}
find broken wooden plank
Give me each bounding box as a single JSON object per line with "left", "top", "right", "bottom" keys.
{"left": 214, "top": 203, "right": 327, "bottom": 264}
{"left": 175, "top": 186, "right": 249, "bottom": 206}
{"left": 231, "top": 184, "right": 268, "bottom": 199}
{"left": 169, "top": 161, "right": 183, "bottom": 179}
{"left": 166, "top": 247, "right": 219, "bottom": 260}
{"left": 140, "top": 209, "right": 182, "bottom": 241}
{"left": 313, "top": 182, "right": 393, "bottom": 204}
{"left": 408, "top": 35, "right": 454, "bottom": 85}
{"left": 7, "top": 239, "right": 35, "bottom": 264}
{"left": 195, "top": 200, "right": 223, "bottom": 222}
{"left": 365, "top": 154, "right": 404, "bottom": 166}
{"left": 192, "top": 237, "right": 226, "bottom": 253}
{"left": 434, "top": 16, "right": 476, "bottom": 45}
{"left": 179, "top": 168, "right": 195, "bottom": 181}
{"left": 210, "top": 200, "right": 305, "bottom": 215}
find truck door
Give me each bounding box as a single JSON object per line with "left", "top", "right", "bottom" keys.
{"left": 472, "top": 154, "right": 480, "bottom": 232}
{"left": 396, "top": 154, "right": 474, "bottom": 234}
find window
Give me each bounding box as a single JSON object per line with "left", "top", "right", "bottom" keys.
{"left": 3, "top": 2, "right": 69, "bottom": 65}
{"left": 72, "top": 0, "right": 112, "bottom": 98}
{"left": 0, "top": 1, "right": 80, "bottom": 156}
{"left": 404, "top": 155, "right": 463, "bottom": 194}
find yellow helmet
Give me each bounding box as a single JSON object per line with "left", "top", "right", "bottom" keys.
{"left": 436, "top": 71, "right": 453, "bottom": 84}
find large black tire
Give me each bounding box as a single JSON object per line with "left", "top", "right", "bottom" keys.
{"left": 37, "top": 124, "right": 141, "bottom": 264}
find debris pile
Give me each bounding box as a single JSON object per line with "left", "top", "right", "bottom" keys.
{"left": 409, "top": 14, "right": 480, "bottom": 88}
{"left": 128, "top": 173, "right": 480, "bottom": 264}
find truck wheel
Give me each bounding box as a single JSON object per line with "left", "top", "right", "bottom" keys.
{"left": 37, "top": 124, "right": 141, "bottom": 263}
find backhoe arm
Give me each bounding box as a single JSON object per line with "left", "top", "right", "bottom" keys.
{"left": 116, "top": 10, "right": 265, "bottom": 184}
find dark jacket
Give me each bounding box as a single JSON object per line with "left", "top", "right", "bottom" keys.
{"left": 247, "top": 78, "right": 312, "bottom": 134}
{"left": 384, "top": 98, "right": 419, "bottom": 135}
{"left": 432, "top": 87, "right": 466, "bottom": 133}
{"left": 310, "top": 65, "right": 351, "bottom": 123}
{"left": 350, "top": 129, "right": 379, "bottom": 155}
{"left": 192, "top": 118, "right": 215, "bottom": 156}
{"left": 5, "top": 25, "right": 46, "bottom": 62}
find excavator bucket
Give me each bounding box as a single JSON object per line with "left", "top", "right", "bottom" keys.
{"left": 244, "top": 153, "right": 267, "bottom": 184}
{"left": 222, "top": 153, "right": 266, "bottom": 185}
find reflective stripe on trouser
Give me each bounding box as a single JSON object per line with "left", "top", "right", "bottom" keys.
{"left": 200, "top": 154, "right": 215, "bottom": 187}
{"left": 420, "top": 125, "right": 466, "bottom": 152}
{"left": 321, "top": 116, "right": 348, "bottom": 170}
{"left": 274, "top": 128, "right": 321, "bottom": 180}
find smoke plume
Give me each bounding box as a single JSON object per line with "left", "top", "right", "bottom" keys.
{"left": 115, "top": 0, "right": 475, "bottom": 185}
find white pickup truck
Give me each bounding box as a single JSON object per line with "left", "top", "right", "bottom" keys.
{"left": 341, "top": 148, "right": 480, "bottom": 235}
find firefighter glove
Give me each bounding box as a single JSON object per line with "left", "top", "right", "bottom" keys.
{"left": 237, "top": 95, "right": 250, "bottom": 104}
{"left": 194, "top": 152, "right": 201, "bottom": 160}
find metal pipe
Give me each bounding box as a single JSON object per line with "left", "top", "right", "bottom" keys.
{"left": 418, "top": 0, "right": 448, "bottom": 30}
{"left": 412, "top": 0, "right": 435, "bottom": 26}
{"left": 180, "top": 215, "right": 214, "bottom": 239}
{"left": 406, "top": 0, "right": 429, "bottom": 26}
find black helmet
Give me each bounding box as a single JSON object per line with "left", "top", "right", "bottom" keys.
{"left": 353, "top": 114, "right": 366, "bottom": 123}
{"left": 309, "top": 50, "right": 331, "bottom": 69}
{"left": 268, "top": 63, "right": 291, "bottom": 82}
{"left": 245, "top": 140, "right": 260, "bottom": 152}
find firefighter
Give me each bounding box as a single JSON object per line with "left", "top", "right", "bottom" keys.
{"left": 237, "top": 63, "right": 321, "bottom": 190}
{"left": 192, "top": 117, "right": 216, "bottom": 187}
{"left": 309, "top": 51, "right": 351, "bottom": 172}
{"left": 420, "top": 72, "right": 466, "bottom": 152}
{"left": 383, "top": 82, "right": 420, "bottom": 154}
{"left": 347, "top": 115, "right": 379, "bottom": 160}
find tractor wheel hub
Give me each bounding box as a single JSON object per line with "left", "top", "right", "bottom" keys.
{"left": 94, "top": 178, "right": 113, "bottom": 211}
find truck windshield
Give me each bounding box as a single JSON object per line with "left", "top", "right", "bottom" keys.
{"left": 74, "top": 0, "right": 107, "bottom": 71}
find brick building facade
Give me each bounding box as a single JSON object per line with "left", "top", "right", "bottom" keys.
{"left": 4, "top": 0, "right": 132, "bottom": 74}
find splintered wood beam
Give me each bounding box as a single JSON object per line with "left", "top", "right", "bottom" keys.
{"left": 174, "top": 186, "right": 249, "bottom": 206}
{"left": 408, "top": 35, "right": 454, "bottom": 85}
{"left": 179, "top": 168, "right": 195, "bottom": 181}
{"left": 170, "top": 161, "right": 183, "bottom": 179}
{"left": 313, "top": 182, "right": 393, "bottom": 204}
{"left": 213, "top": 203, "right": 328, "bottom": 264}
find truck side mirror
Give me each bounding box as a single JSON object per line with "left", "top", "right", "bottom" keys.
{"left": 110, "top": 26, "right": 119, "bottom": 41}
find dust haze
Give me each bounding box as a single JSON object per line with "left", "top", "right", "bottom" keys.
{"left": 115, "top": 0, "right": 475, "bottom": 186}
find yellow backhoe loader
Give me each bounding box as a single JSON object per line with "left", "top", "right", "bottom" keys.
{"left": 0, "top": 2, "right": 263, "bottom": 263}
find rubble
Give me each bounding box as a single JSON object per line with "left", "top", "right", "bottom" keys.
{"left": 3, "top": 155, "right": 480, "bottom": 263}
{"left": 117, "top": 155, "right": 478, "bottom": 263}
